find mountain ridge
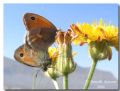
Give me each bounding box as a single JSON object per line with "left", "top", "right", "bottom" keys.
{"left": 4, "top": 56, "right": 118, "bottom": 89}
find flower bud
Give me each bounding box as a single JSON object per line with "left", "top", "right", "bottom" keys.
{"left": 56, "top": 31, "right": 64, "bottom": 45}
{"left": 56, "top": 31, "right": 76, "bottom": 75}
{"left": 45, "top": 63, "right": 61, "bottom": 80}
{"left": 45, "top": 47, "right": 61, "bottom": 80}
{"left": 88, "top": 40, "right": 112, "bottom": 62}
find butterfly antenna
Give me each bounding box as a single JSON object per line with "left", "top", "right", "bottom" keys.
{"left": 32, "top": 69, "right": 40, "bottom": 89}
{"left": 35, "top": 69, "right": 40, "bottom": 78}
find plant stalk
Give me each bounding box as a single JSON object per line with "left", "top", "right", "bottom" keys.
{"left": 63, "top": 74, "right": 68, "bottom": 89}
{"left": 84, "top": 60, "right": 97, "bottom": 90}
{"left": 52, "top": 79, "right": 59, "bottom": 89}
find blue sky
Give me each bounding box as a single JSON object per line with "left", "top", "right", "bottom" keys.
{"left": 4, "top": 4, "right": 118, "bottom": 78}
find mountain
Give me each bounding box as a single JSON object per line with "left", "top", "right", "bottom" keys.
{"left": 4, "top": 57, "right": 118, "bottom": 89}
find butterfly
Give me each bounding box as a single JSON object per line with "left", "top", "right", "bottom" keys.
{"left": 14, "top": 13, "right": 58, "bottom": 71}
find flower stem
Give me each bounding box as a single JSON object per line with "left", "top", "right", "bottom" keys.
{"left": 84, "top": 60, "right": 97, "bottom": 90}
{"left": 63, "top": 74, "right": 68, "bottom": 89}
{"left": 52, "top": 79, "right": 59, "bottom": 89}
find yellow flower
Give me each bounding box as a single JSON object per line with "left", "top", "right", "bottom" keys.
{"left": 101, "top": 25, "right": 118, "bottom": 50}
{"left": 48, "top": 47, "right": 58, "bottom": 62}
{"left": 70, "top": 22, "right": 105, "bottom": 45}
{"left": 70, "top": 20, "right": 118, "bottom": 50}
{"left": 92, "top": 20, "right": 118, "bottom": 50}
{"left": 70, "top": 24, "right": 88, "bottom": 45}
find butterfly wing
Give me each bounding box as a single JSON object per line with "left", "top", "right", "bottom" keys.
{"left": 26, "top": 27, "right": 56, "bottom": 51}
{"left": 14, "top": 44, "right": 51, "bottom": 70}
{"left": 14, "top": 44, "right": 40, "bottom": 67}
{"left": 23, "top": 13, "right": 57, "bottom": 51}
{"left": 23, "top": 13, "right": 57, "bottom": 31}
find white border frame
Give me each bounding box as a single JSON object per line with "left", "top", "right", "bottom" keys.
{"left": 1, "top": 0, "right": 120, "bottom": 91}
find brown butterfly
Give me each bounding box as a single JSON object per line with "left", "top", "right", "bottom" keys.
{"left": 23, "top": 13, "right": 58, "bottom": 51}
{"left": 14, "top": 44, "right": 51, "bottom": 71}
{"left": 14, "top": 13, "right": 58, "bottom": 71}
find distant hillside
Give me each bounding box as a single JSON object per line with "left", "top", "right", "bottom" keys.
{"left": 4, "top": 57, "right": 118, "bottom": 89}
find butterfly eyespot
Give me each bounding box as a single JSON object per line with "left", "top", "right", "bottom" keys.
{"left": 31, "top": 16, "right": 35, "bottom": 20}
{"left": 20, "top": 53, "right": 24, "bottom": 57}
